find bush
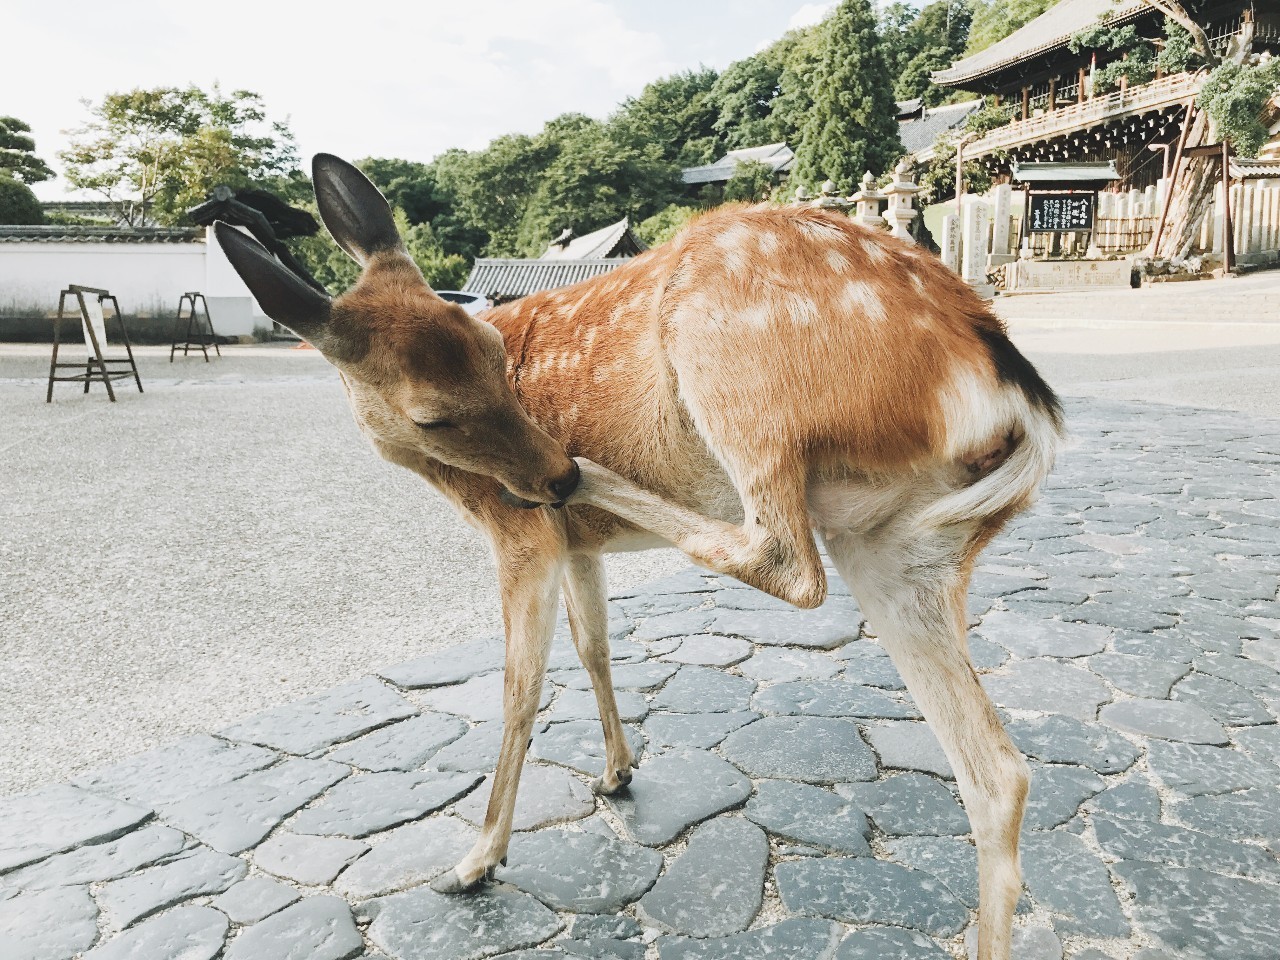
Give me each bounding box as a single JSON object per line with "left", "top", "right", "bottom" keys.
{"left": 1198, "top": 60, "right": 1280, "bottom": 158}
{"left": 635, "top": 204, "right": 699, "bottom": 247}
{"left": 0, "top": 173, "right": 43, "bottom": 224}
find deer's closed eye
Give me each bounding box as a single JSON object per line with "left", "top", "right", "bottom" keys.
{"left": 415, "top": 419, "right": 456, "bottom": 431}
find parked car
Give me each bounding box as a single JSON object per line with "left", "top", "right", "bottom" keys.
{"left": 435, "top": 290, "right": 489, "bottom": 315}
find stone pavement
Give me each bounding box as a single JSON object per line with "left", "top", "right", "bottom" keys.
{"left": 2, "top": 395, "right": 1279, "bottom": 960}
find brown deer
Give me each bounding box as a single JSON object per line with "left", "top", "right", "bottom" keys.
{"left": 214, "top": 154, "right": 1063, "bottom": 960}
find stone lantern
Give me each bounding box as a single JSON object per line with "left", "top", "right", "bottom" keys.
{"left": 881, "top": 158, "right": 923, "bottom": 243}
{"left": 850, "top": 171, "right": 885, "bottom": 230}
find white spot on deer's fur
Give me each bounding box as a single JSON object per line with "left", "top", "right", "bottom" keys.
{"left": 736, "top": 302, "right": 773, "bottom": 328}
{"left": 758, "top": 231, "right": 780, "bottom": 255}
{"left": 826, "top": 249, "right": 850, "bottom": 273}
{"left": 841, "top": 280, "right": 888, "bottom": 324}
{"left": 863, "top": 242, "right": 890, "bottom": 265}
{"left": 714, "top": 224, "right": 753, "bottom": 274}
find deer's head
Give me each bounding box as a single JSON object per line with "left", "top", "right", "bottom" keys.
{"left": 214, "top": 154, "right": 579, "bottom": 508}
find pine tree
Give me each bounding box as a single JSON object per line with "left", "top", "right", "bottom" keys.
{"left": 793, "top": 0, "right": 903, "bottom": 191}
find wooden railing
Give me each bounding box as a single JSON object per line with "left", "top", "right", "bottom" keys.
{"left": 966, "top": 73, "right": 1202, "bottom": 157}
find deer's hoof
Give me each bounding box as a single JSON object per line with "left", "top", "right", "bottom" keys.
{"left": 591, "top": 768, "right": 633, "bottom": 795}
{"left": 431, "top": 867, "right": 485, "bottom": 895}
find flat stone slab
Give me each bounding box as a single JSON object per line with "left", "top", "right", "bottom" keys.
{"left": 454, "top": 765, "right": 595, "bottom": 831}
{"left": 659, "top": 635, "right": 753, "bottom": 666}
{"left": 1007, "top": 715, "right": 1139, "bottom": 774}
{"left": 651, "top": 667, "right": 756, "bottom": 713}
{"left": 963, "top": 925, "right": 1063, "bottom": 960}
{"left": 379, "top": 636, "right": 505, "bottom": 689}
{"left": 97, "top": 847, "right": 247, "bottom": 930}
{"left": 1172, "top": 671, "right": 1273, "bottom": 725}
{"left": 417, "top": 674, "right": 553, "bottom": 723}
{"left": 1172, "top": 786, "right": 1280, "bottom": 842}
{"left": 637, "top": 817, "right": 767, "bottom": 936}
{"left": 776, "top": 857, "right": 968, "bottom": 936}
{"left": 255, "top": 833, "right": 370, "bottom": 885}
{"left": 1235, "top": 724, "right": 1280, "bottom": 765}
{"left": 530, "top": 722, "right": 645, "bottom": 778}
{"left": 740, "top": 648, "right": 841, "bottom": 682}
{"left": 606, "top": 752, "right": 751, "bottom": 846}
{"left": 498, "top": 829, "right": 662, "bottom": 913}
{"left": 1086, "top": 780, "right": 1162, "bottom": 821}
{"left": 838, "top": 774, "right": 969, "bottom": 837}
{"left": 83, "top": 906, "right": 228, "bottom": 960}
{"left": 367, "top": 885, "right": 563, "bottom": 960}
{"left": 1021, "top": 831, "right": 1128, "bottom": 937}
{"left": 1115, "top": 862, "right": 1280, "bottom": 960}
{"left": 158, "top": 758, "right": 349, "bottom": 853}
{"left": 720, "top": 716, "right": 877, "bottom": 784}
{"left": 328, "top": 713, "right": 469, "bottom": 771}
{"left": 632, "top": 608, "right": 714, "bottom": 641}
{"left": 744, "top": 780, "right": 870, "bottom": 855}
{"left": 0, "top": 823, "right": 186, "bottom": 893}
{"left": 223, "top": 895, "right": 364, "bottom": 960}
{"left": 751, "top": 680, "right": 919, "bottom": 719}
{"left": 981, "top": 660, "right": 1110, "bottom": 720}
{"left": 863, "top": 722, "right": 953, "bottom": 779}
{"left": 0, "top": 886, "right": 98, "bottom": 960}
{"left": 1100, "top": 699, "right": 1228, "bottom": 744}
{"left": 710, "top": 602, "right": 861, "bottom": 649}
{"left": 290, "top": 770, "right": 482, "bottom": 837}
{"left": 1146, "top": 740, "right": 1280, "bottom": 796}
{"left": 335, "top": 816, "right": 476, "bottom": 898}
{"left": 883, "top": 836, "right": 985, "bottom": 909}
{"left": 432, "top": 722, "right": 507, "bottom": 773}
{"left": 73, "top": 734, "right": 278, "bottom": 807}
{"left": 1093, "top": 815, "right": 1280, "bottom": 883}
{"left": 976, "top": 611, "right": 1110, "bottom": 658}
{"left": 552, "top": 662, "right": 678, "bottom": 692}
{"left": 212, "top": 875, "right": 301, "bottom": 924}
{"left": 0, "top": 784, "right": 152, "bottom": 872}
{"left": 643, "top": 712, "right": 757, "bottom": 751}
{"left": 221, "top": 677, "right": 416, "bottom": 755}
{"left": 547, "top": 688, "right": 648, "bottom": 724}
{"left": 1086, "top": 654, "right": 1189, "bottom": 699}
{"left": 1024, "top": 764, "right": 1104, "bottom": 830}
{"left": 835, "top": 926, "right": 951, "bottom": 959}
{"left": 657, "top": 919, "right": 840, "bottom": 960}
{"left": 839, "top": 654, "right": 906, "bottom": 690}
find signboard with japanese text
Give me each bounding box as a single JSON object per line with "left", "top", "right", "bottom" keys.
{"left": 1029, "top": 193, "right": 1094, "bottom": 233}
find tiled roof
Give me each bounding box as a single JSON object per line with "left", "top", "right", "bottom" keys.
{"left": 0, "top": 225, "right": 202, "bottom": 243}
{"left": 932, "top": 0, "right": 1151, "bottom": 86}
{"left": 1232, "top": 158, "right": 1280, "bottom": 179}
{"left": 462, "top": 258, "right": 628, "bottom": 301}
{"left": 540, "top": 218, "right": 647, "bottom": 260}
{"left": 682, "top": 142, "right": 795, "bottom": 185}
{"left": 898, "top": 99, "right": 985, "bottom": 155}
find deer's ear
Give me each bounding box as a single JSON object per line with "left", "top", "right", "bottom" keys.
{"left": 214, "top": 222, "right": 331, "bottom": 341}
{"left": 313, "top": 153, "right": 404, "bottom": 266}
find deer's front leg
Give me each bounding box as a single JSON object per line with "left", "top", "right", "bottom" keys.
{"left": 432, "top": 514, "right": 566, "bottom": 894}
{"left": 569, "top": 457, "right": 826, "bottom": 609}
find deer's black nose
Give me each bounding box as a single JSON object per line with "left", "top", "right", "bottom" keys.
{"left": 549, "top": 461, "right": 581, "bottom": 503}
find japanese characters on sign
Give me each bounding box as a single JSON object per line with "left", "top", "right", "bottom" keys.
{"left": 1029, "top": 192, "right": 1094, "bottom": 233}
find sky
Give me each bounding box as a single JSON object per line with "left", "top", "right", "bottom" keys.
{"left": 10, "top": 0, "right": 842, "bottom": 201}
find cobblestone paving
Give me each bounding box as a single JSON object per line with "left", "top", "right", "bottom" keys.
{"left": 3, "top": 397, "right": 1279, "bottom": 960}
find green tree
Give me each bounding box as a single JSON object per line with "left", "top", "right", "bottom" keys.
{"left": 60, "top": 85, "right": 298, "bottom": 226}
{"left": 792, "top": 0, "right": 903, "bottom": 191}
{"left": 634, "top": 203, "right": 699, "bottom": 246}
{"left": 612, "top": 68, "right": 723, "bottom": 167}
{"left": 709, "top": 25, "right": 825, "bottom": 151}
{"left": 1198, "top": 59, "right": 1280, "bottom": 158}
{"left": 881, "top": 1, "right": 973, "bottom": 105}
{"left": 723, "top": 159, "right": 775, "bottom": 202}
{"left": 0, "top": 117, "right": 55, "bottom": 184}
{"left": 966, "top": 0, "right": 1054, "bottom": 55}
{"left": 433, "top": 133, "right": 555, "bottom": 256}
{"left": 0, "top": 173, "right": 43, "bottom": 224}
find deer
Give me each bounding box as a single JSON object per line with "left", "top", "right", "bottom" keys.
{"left": 214, "top": 154, "right": 1063, "bottom": 960}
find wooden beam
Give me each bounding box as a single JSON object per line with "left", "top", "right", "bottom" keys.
{"left": 1151, "top": 100, "right": 1196, "bottom": 256}
{"left": 1022, "top": 87, "right": 1030, "bottom": 121}
{"left": 1048, "top": 77, "right": 1057, "bottom": 112}
{"left": 1222, "top": 139, "right": 1234, "bottom": 272}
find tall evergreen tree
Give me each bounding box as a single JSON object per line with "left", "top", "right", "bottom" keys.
{"left": 793, "top": 0, "right": 903, "bottom": 190}
{"left": 0, "top": 116, "right": 55, "bottom": 184}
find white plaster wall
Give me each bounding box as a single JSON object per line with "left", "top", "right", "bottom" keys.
{"left": 0, "top": 226, "right": 270, "bottom": 337}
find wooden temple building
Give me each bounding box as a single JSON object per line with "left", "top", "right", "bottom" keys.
{"left": 931, "top": 0, "right": 1280, "bottom": 191}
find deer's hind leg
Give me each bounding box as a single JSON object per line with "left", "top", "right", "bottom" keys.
{"left": 824, "top": 521, "right": 1027, "bottom": 960}
{"left": 433, "top": 509, "right": 566, "bottom": 894}
{"left": 563, "top": 552, "right": 638, "bottom": 794}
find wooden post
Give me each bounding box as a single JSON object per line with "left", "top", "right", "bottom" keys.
{"left": 1078, "top": 67, "right": 1086, "bottom": 104}
{"left": 1048, "top": 77, "right": 1057, "bottom": 112}
{"left": 1151, "top": 100, "right": 1196, "bottom": 256}
{"left": 1222, "top": 140, "right": 1235, "bottom": 273}
{"left": 1021, "top": 87, "right": 1030, "bottom": 120}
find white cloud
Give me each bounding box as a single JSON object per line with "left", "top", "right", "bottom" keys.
{"left": 787, "top": 1, "right": 837, "bottom": 31}
{"left": 11, "top": 0, "right": 677, "bottom": 200}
